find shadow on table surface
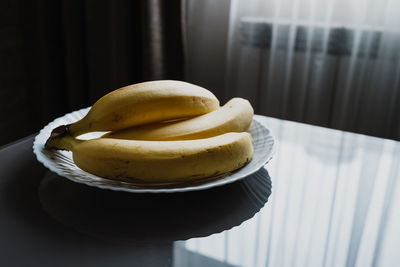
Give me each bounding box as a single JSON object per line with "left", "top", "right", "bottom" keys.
{"left": 36, "top": 167, "right": 272, "bottom": 244}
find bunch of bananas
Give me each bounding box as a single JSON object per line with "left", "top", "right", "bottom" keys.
{"left": 45, "top": 80, "right": 254, "bottom": 183}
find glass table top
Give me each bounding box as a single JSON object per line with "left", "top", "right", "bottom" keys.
{"left": 0, "top": 116, "right": 399, "bottom": 267}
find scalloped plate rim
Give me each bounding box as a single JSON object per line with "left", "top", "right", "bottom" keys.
{"left": 33, "top": 108, "right": 275, "bottom": 193}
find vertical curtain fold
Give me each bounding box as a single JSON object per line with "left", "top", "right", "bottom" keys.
{"left": 222, "top": 0, "right": 400, "bottom": 140}
{"left": 0, "top": 0, "right": 185, "bottom": 146}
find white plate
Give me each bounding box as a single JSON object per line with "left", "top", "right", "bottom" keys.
{"left": 33, "top": 108, "right": 275, "bottom": 193}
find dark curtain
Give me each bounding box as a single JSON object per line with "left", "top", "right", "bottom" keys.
{"left": 0, "top": 0, "right": 185, "bottom": 146}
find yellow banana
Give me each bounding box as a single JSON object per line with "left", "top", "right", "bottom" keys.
{"left": 103, "top": 97, "right": 254, "bottom": 141}
{"left": 45, "top": 132, "right": 253, "bottom": 183}
{"left": 52, "top": 80, "right": 219, "bottom": 137}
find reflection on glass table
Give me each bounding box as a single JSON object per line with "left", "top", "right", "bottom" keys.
{"left": 39, "top": 167, "right": 272, "bottom": 243}
{"left": 174, "top": 117, "right": 400, "bottom": 267}
{"left": 0, "top": 116, "right": 399, "bottom": 267}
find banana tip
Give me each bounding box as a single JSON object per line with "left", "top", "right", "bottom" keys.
{"left": 45, "top": 125, "right": 70, "bottom": 149}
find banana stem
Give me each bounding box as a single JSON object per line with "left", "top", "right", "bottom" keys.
{"left": 68, "top": 117, "right": 89, "bottom": 137}
{"left": 45, "top": 130, "right": 81, "bottom": 151}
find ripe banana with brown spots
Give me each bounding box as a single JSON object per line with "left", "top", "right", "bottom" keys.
{"left": 49, "top": 80, "right": 219, "bottom": 138}
{"left": 103, "top": 97, "right": 254, "bottom": 141}
{"left": 45, "top": 132, "right": 254, "bottom": 183}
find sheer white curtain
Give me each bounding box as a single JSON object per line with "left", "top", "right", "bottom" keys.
{"left": 186, "top": 0, "right": 400, "bottom": 140}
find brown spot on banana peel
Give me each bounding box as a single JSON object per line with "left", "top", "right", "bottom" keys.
{"left": 115, "top": 173, "right": 124, "bottom": 179}
{"left": 112, "top": 112, "right": 123, "bottom": 122}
